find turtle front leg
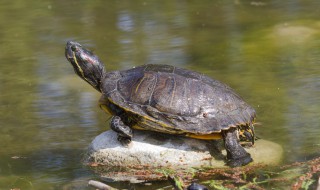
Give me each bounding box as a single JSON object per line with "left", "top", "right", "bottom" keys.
{"left": 222, "top": 128, "right": 253, "bottom": 167}
{"left": 110, "top": 116, "right": 133, "bottom": 147}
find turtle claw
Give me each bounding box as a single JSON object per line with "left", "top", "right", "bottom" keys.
{"left": 111, "top": 116, "right": 133, "bottom": 148}
{"left": 117, "top": 136, "right": 133, "bottom": 148}
{"left": 227, "top": 153, "right": 253, "bottom": 167}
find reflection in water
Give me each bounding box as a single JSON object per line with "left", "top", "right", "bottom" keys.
{"left": 117, "top": 11, "right": 136, "bottom": 68}
{"left": 117, "top": 11, "right": 135, "bottom": 32}
{"left": 285, "top": 51, "right": 320, "bottom": 161}
{"left": 0, "top": 1, "right": 319, "bottom": 189}
{"left": 142, "top": 12, "right": 188, "bottom": 67}
{"left": 117, "top": 8, "right": 189, "bottom": 69}
{"left": 222, "top": 2, "right": 245, "bottom": 72}
{"left": 35, "top": 55, "right": 99, "bottom": 147}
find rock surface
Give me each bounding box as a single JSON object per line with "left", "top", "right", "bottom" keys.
{"left": 86, "top": 130, "right": 283, "bottom": 169}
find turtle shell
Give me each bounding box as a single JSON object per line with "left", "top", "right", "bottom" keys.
{"left": 99, "top": 64, "right": 256, "bottom": 136}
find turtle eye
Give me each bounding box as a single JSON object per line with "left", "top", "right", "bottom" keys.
{"left": 71, "top": 45, "right": 78, "bottom": 52}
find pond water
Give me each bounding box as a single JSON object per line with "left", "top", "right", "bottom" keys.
{"left": 0, "top": 1, "right": 319, "bottom": 189}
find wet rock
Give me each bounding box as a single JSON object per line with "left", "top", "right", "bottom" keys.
{"left": 85, "top": 130, "right": 283, "bottom": 169}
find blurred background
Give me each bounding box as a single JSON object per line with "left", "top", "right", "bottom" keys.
{"left": 0, "top": 1, "right": 319, "bottom": 189}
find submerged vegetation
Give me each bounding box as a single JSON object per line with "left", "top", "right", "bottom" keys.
{"left": 88, "top": 156, "right": 320, "bottom": 189}
{"left": 198, "top": 156, "right": 320, "bottom": 189}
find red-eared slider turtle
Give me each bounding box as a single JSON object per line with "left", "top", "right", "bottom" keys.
{"left": 65, "top": 41, "right": 256, "bottom": 167}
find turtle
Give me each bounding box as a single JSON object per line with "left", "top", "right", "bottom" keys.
{"left": 65, "top": 41, "right": 256, "bottom": 167}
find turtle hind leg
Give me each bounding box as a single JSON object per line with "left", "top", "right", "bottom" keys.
{"left": 222, "top": 128, "right": 253, "bottom": 167}
{"left": 110, "top": 116, "right": 133, "bottom": 147}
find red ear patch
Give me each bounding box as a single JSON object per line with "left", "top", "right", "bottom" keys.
{"left": 82, "top": 54, "right": 97, "bottom": 65}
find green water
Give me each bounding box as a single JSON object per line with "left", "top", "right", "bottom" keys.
{"left": 0, "top": 1, "right": 319, "bottom": 189}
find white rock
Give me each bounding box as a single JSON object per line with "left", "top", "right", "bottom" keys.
{"left": 86, "top": 130, "right": 283, "bottom": 169}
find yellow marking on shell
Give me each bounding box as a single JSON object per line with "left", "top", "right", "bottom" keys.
{"left": 100, "top": 102, "right": 145, "bottom": 131}
{"left": 170, "top": 77, "right": 176, "bottom": 107}
{"left": 135, "top": 76, "right": 146, "bottom": 93}
{"left": 101, "top": 96, "right": 230, "bottom": 140}
{"left": 186, "top": 133, "right": 222, "bottom": 140}
{"left": 135, "top": 115, "right": 223, "bottom": 140}
{"left": 131, "top": 124, "right": 146, "bottom": 130}
{"left": 106, "top": 97, "right": 179, "bottom": 131}
{"left": 72, "top": 51, "right": 85, "bottom": 78}
{"left": 99, "top": 96, "right": 174, "bottom": 130}
{"left": 99, "top": 104, "right": 113, "bottom": 115}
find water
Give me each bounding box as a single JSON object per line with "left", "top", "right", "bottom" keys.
{"left": 0, "top": 1, "right": 319, "bottom": 189}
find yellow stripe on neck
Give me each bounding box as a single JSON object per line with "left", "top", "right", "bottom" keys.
{"left": 73, "top": 52, "right": 85, "bottom": 78}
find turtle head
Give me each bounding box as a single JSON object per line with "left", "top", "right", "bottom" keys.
{"left": 65, "top": 41, "right": 106, "bottom": 92}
